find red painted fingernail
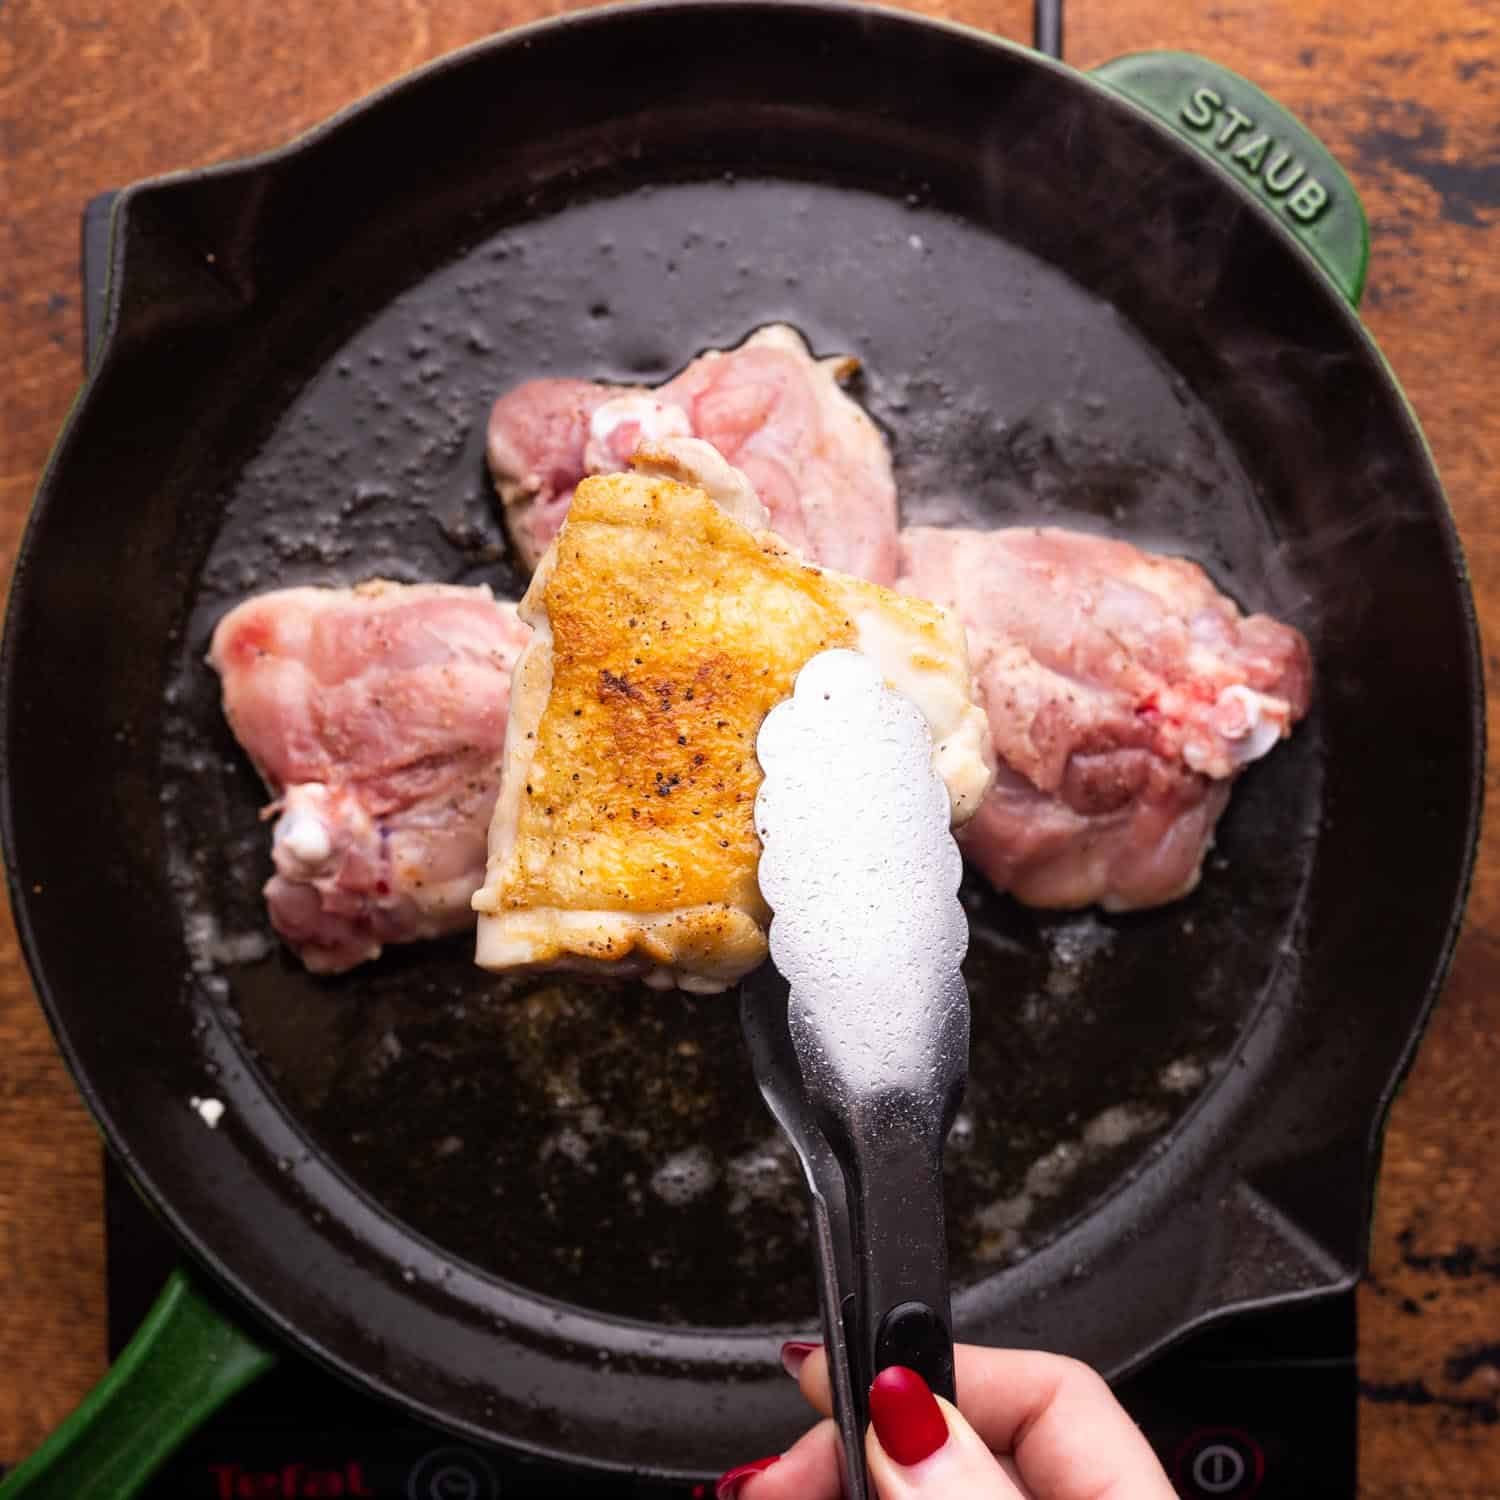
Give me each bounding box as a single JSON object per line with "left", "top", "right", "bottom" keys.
{"left": 715, "top": 1455, "right": 781, "bottom": 1498}
{"left": 869, "top": 1366, "right": 949, "bottom": 1466}
{"left": 780, "top": 1339, "right": 820, "bottom": 1377}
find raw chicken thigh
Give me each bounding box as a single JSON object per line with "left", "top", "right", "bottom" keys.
{"left": 471, "top": 440, "right": 991, "bottom": 994}
{"left": 208, "top": 581, "right": 530, "bottom": 973}
{"left": 898, "top": 526, "right": 1312, "bottom": 911}
{"left": 486, "top": 324, "right": 900, "bottom": 583}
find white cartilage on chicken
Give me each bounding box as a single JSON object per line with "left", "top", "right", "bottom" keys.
{"left": 583, "top": 395, "right": 693, "bottom": 475}
{"left": 271, "top": 785, "right": 340, "bottom": 875}
{"left": 1195, "top": 684, "right": 1291, "bottom": 771}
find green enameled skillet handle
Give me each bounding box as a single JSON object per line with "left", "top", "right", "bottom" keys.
{"left": 1091, "top": 51, "right": 1370, "bottom": 308}
{"left": 0, "top": 1270, "right": 277, "bottom": 1500}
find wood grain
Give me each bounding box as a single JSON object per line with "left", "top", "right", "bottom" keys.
{"left": 1, "top": 0, "right": 1497, "bottom": 1492}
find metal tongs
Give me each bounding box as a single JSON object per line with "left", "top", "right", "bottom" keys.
{"left": 740, "top": 650, "right": 971, "bottom": 1500}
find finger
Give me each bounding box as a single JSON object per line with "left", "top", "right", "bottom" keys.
{"left": 948, "top": 1349, "right": 1175, "bottom": 1500}
{"left": 792, "top": 1343, "right": 836, "bottom": 1418}
{"left": 866, "top": 1369, "right": 1025, "bottom": 1500}
{"left": 794, "top": 1343, "right": 1173, "bottom": 1500}
{"left": 785, "top": 1348, "right": 1026, "bottom": 1492}
{"left": 796, "top": 1344, "right": 1018, "bottom": 1421}
{"left": 716, "top": 1418, "right": 842, "bottom": 1500}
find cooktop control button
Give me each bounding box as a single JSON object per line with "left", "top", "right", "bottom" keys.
{"left": 406, "top": 1446, "right": 500, "bottom": 1500}
{"left": 1176, "top": 1430, "right": 1264, "bottom": 1499}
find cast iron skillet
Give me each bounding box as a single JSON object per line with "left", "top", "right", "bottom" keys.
{"left": 0, "top": 1, "right": 1483, "bottom": 1490}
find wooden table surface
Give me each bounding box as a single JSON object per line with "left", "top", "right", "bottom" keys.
{"left": 2, "top": 0, "right": 1497, "bottom": 1493}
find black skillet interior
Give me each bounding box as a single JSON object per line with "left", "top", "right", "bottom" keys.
{"left": 1, "top": 0, "right": 1481, "bottom": 1478}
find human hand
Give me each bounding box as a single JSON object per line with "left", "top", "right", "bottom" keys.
{"left": 716, "top": 1342, "right": 1179, "bottom": 1499}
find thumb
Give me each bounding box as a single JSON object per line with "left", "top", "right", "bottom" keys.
{"left": 866, "top": 1367, "right": 1023, "bottom": 1500}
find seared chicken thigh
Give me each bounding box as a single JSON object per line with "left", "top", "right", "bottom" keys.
{"left": 898, "top": 526, "right": 1312, "bottom": 910}
{"left": 486, "top": 325, "right": 899, "bottom": 583}
{"left": 472, "top": 442, "right": 991, "bottom": 993}
{"left": 209, "top": 582, "right": 530, "bottom": 972}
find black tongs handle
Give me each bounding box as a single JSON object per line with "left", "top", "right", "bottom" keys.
{"left": 830, "top": 1106, "right": 958, "bottom": 1412}
{"left": 739, "top": 970, "right": 961, "bottom": 1500}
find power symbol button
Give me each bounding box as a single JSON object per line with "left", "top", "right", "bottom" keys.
{"left": 1193, "top": 1444, "right": 1245, "bottom": 1493}
{"left": 1176, "top": 1430, "right": 1264, "bottom": 1499}
{"left": 406, "top": 1446, "right": 500, "bottom": 1500}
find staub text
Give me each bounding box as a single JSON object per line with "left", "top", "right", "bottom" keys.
{"left": 1180, "top": 86, "right": 1331, "bottom": 223}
